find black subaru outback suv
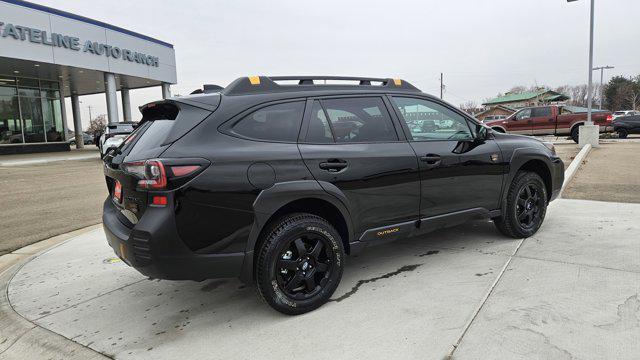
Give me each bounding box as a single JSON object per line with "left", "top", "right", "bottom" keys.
{"left": 102, "top": 76, "right": 563, "bottom": 314}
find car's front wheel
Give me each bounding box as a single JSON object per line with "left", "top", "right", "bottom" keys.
{"left": 571, "top": 126, "right": 580, "bottom": 143}
{"left": 256, "top": 213, "right": 344, "bottom": 315}
{"left": 494, "top": 171, "right": 548, "bottom": 238}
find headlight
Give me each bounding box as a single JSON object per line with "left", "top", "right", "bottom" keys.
{"left": 542, "top": 142, "right": 556, "bottom": 155}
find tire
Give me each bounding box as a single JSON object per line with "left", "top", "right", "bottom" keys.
{"left": 256, "top": 213, "right": 344, "bottom": 315}
{"left": 618, "top": 129, "right": 629, "bottom": 139}
{"left": 492, "top": 127, "right": 505, "bottom": 133}
{"left": 571, "top": 126, "right": 580, "bottom": 143}
{"left": 494, "top": 171, "right": 548, "bottom": 239}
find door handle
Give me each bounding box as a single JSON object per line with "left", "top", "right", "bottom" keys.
{"left": 419, "top": 154, "right": 442, "bottom": 167}
{"left": 548, "top": 118, "right": 555, "bottom": 122}
{"left": 319, "top": 159, "right": 348, "bottom": 172}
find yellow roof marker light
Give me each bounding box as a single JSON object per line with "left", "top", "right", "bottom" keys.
{"left": 249, "top": 76, "right": 261, "bottom": 85}
{"left": 393, "top": 79, "right": 402, "bottom": 86}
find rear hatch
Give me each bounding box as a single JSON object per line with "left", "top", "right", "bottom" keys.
{"left": 103, "top": 96, "right": 219, "bottom": 227}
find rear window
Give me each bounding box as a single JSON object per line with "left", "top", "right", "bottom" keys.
{"left": 230, "top": 101, "right": 305, "bottom": 142}
{"left": 128, "top": 120, "right": 174, "bottom": 154}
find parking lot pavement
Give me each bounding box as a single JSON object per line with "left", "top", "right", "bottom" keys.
{"left": 454, "top": 199, "right": 640, "bottom": 359}
{"left": 553, "top": 144, "right": 580, "bottom": 166}
{"left": 0, "top": 158, "right": 107, "bottom": 255}
{"left": 6, "top": 199, "right": 640, "bottom": 360}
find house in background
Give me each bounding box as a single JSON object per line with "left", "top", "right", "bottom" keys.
{"left": 482, "top": 90, "right": 569, "bottom": 109}
{"left": 473, "top": 105, "right": 515, "bottom": 122}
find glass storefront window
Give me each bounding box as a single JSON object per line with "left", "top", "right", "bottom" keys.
{"left": 0, "top": 86, "right": 22, "bottom": 144}
{"left": 0, "top": 76, "right": 64, "bottom": 144}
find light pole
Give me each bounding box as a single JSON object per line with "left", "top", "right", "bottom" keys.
{"left": 568, "top": 0, "right": 599, "bottom": 147}
{"left": 593, "top": 65, "right": 614, "bottom": 109}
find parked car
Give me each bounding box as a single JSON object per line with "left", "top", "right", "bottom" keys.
{"left": 484, "top": 105, "right": 612, "bottom": 143}
{"left": 99, "top": 122, "right": 137, "bottom": 155}
{"left": 68, "top": 132, "right": 94, "bottom": 146}
{"left": 612, "top": 110, "right": 639, "bottom": 120}
{"left": 482, "top": 115, "right": 507, "bottom": 123}
{"left": 612, "top": 114, "right": 640, "bottom": 138}
{"left": 102, "top": 76, "right": 564, "bottom": 315}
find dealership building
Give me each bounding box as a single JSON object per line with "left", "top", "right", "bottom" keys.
{"left": 0, "top": 0, "right": 177, "bottom": 154}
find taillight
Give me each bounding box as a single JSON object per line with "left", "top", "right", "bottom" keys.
{"left": 169, "top": 165, "right": 201, "bottom": 177}
{"left": 122, "top": 159, "right": 206, "bottom": 191}
{"left": 113, "top": 180, "right": 122, "bottom": 203}
{"left": 138, "top": 160, "right": 167, "bottom": 190}
{"left": 606, "top": 114, "right": 613, "bottom": 122}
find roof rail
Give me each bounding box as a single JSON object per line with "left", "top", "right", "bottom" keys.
{"left": 222, "top": 76, "right": 421, "bottom": 95}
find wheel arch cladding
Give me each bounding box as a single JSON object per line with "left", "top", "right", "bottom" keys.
{"left": 516, "top": 159, "right": 552, "bottom": 200}
{"left": 255, "top": 197, "right": 351, "bottom": 256}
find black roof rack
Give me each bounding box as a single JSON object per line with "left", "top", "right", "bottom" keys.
{"left": 222, "top": 76, "right": 421, "bottom": 95}
{"left": 190, "top": 84, "right": 225, "bottom": 95}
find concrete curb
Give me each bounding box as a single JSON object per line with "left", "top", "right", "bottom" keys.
{"left": 0, "top": 154, "right": 98, "bottom": 167}
{"left": 0, "top": 224, "right": 109, "bottom": 360}
{"left": 560, "top": 143, "right": 592, "bottom": 197}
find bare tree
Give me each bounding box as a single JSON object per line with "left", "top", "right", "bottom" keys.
{"left": 87, "top": 114, "right": 107, "bottom": 135}
{"left": 459, "top": 100, "right": 478, "bottom": 114}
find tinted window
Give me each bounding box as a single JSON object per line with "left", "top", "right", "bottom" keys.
{"left": 128, "top": 120, "right": 173, "bottom": 155}
{"left": 531, "top": 107, "right": 552, "bottom": 117}
{"left": 322, "top": 97, "right": 397, "bottom": 143}
{"left": 392, "top": 97, "right": 473, "bottom": 141}
{"left": 306, "top": 101, "right": 333, "bottom": 143}
{"left": 232, "top": 101, "right": 305, "bottom": 142}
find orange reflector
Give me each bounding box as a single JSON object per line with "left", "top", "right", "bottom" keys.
{"left": 152, "top": 196, "right": 168, "bottom": 206}
{"left": 113, "top": 180, "right": 122, "bottom": 203}
{"left": 249, "top": 76, "right": 261, "bottom": 85}
{"left": 119, "top": 243, "right": 127, "bottom": 260}
{"left": 393, "top": 79, "right": 402, "bottom": 86}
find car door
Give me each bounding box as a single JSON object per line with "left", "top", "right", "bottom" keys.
{"left": 506, "top": 108, "right": 533, "bottom": 135}
{"left": 389, "top": 96, "right": 504, "bottom": 218}
{"left": 298, "top": 97, "right": 421, "bottom": 240}
{"left": 530, "top": 106, "right": 555, "bottom": 135}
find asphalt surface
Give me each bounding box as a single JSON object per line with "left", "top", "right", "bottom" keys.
{"left": 553, "top": 144, "right": 580, "bottom": 167}
{"left": 7, "top": 199, "right": 640, "bottom": 360}
{"left": 0, "top": 158, "right": 107, "bottom": 255}
{"left": 563, "top": 142, "right": 640, "bottom": 203}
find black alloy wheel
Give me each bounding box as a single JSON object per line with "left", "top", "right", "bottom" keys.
{"left": 256, "top": 213, "right": 344, "bottom": 315}
{"left": 515, "top": 183, "right": 543, "bottom": 230}
{"left": 494, "top": 171, "right": 548, "bottom": 238}
{"left": 275, "top": 234, "right": 333, "bottom": 300}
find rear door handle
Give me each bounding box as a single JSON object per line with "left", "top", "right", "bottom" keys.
{"left": 319, "top": 159, "right": 348, "bottom": 172}
{"left": 419, "top": 154, "right": 442, "bottom": 167}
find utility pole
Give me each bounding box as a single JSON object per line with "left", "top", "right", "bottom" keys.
{"left": 593, "top": 65, "right": 614, "bottom": 109}
{"left": 440, "top": 73, "right": 444, "bottom": 99}
{"left": 87, "top": 105, "right": 93, "bottom": 122}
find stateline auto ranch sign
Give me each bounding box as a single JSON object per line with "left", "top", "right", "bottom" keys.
{"left": 0, "top": 21, "right": 160, "bottom": 67}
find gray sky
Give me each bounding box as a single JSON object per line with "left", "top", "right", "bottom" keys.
{"left": 33, "top": 0, "right": 640, "bottom": 130}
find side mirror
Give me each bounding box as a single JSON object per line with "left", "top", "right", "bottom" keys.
{"left": 476, "top": 124, "right": 489, "bottom": 141}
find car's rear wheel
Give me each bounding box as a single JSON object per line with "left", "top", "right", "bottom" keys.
{"left": 256, "top": 213, "right": 344, "bottom": 315}
{"left": 618, "top": 128, "right": 629, "bottom": 139}
{"left": 571, "top": 126, "right": 580, "bottom": 143}
{"left": 494, "top": 171, "right": 548, "bottom": 238}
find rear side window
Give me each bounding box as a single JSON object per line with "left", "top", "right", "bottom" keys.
{"left": 531, "top": 107, "right": 552, "bottom": 117}
{"left": 306, "top": 101, "right": 333, "bottom": 143}
{"left": 128, "top": 120, "right": 174, "bottom": 154}
{"left": 321, "top": 97, "right": 397, "bottom": 143}
{"left": 230, "top": 101, "right": 305, "bottom": 142}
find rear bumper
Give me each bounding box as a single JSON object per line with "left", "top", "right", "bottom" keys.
{"left": 549, "top": 157, "right": 564, "bottom": 201}
{"left": 102, "top": 198, "right": 245, "bottom": 281}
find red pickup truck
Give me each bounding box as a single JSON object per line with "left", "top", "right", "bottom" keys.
{"left": 484, "top": 105, "right": 612, "bottom": 143}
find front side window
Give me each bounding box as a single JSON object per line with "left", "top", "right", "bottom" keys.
{"left": 515, "top": 108, "right": 532, "bottom": 120}
{"left": 392, "top": 97, "right": 473, "bottom": 141}
{"left": 231, "top": 101, "right": 305, "bottom": 142}
{"left": 321, "top": 97, "right": 397, "bottom": 143}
